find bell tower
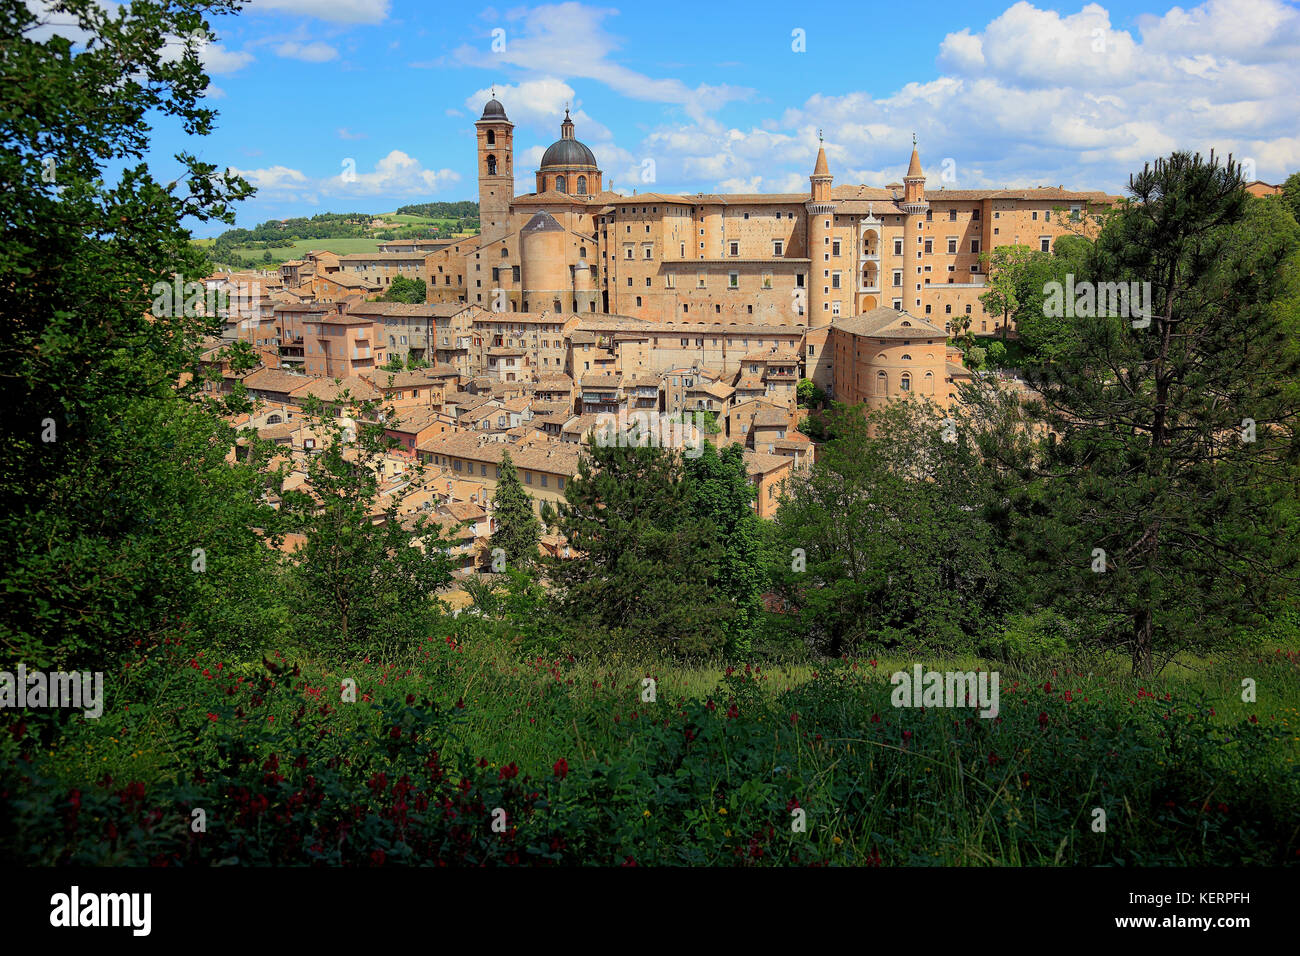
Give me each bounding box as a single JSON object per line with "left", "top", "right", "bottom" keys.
{"left": 476, "top": 92, "right": 514, "bottom": 242}
{"left": 900, "top": 134, "right": 929, "bottom": 316}
{"left": 806, "top": 131, "right": 835, "bottom": 327}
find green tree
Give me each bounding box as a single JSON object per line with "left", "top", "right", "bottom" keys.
{"left": 684, "top": 443, "right": 765, "bottom": 655}
{"left": 772, "top": 398, "right": 1021, "bottom": 656}
{"left": 1280, "top": 170, "right": 1300, "bottom": 225}
{"left": 490, "top": 450, "right": 541, "bottom": 570}
{"left": 1010, "top": 238, "right": 1092, "bottom": 364}
{"left": 1021, "top": 152, "right": 1300, "bottom": 676}
{"left": 979, "top": 244, "right": 1034, "bottom": 340}
{"left": 796, "top": 378, "right": 825, "bottom": 408}
{"left": 381, "top": 276, "right": 427, "bottom": 303}
{"left": 545, "top": 438, "right": 729, "bottom": 656}
{"left": 282, "top": 397, "right": 453, "bottom": 655}
{"left": 0, "top": 0, "right": 268, "bottom": 671}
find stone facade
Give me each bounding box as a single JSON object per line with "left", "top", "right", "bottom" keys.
{"left": 417, "top": 95, "right": 1118, "bottom": 410}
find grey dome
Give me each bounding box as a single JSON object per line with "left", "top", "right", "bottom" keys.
{"left": 480, "top": 98, "right": 508, "bottom": 121}
{"left": 540, "top": 138, "right": 597, "bottom": 168}
{"left": 522, "top": 210, "right": 564, "bottom": 234}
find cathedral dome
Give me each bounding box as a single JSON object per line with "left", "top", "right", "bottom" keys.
{"left": 480, "top": 98, "right": 508, "bottom": 121}
{"left": 541, "top": 138, "right": 597, "bottom": 168}
{"left": 539, "top": 108, "right": 597, "bottom": 169}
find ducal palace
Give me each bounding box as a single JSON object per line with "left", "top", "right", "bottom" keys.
{"left": 271, "top": 94, "right": 1118, "bottom": 414}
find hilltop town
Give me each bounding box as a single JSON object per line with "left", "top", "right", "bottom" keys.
{"left": 194, "top": 94, "right": 1144, "bottom": 574}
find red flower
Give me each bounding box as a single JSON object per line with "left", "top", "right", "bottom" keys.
{"left": 870, "top": 713, "right": 881, "bottom": 723}
{"left": 1037, "top": 711, "right": 1049, "bottom": 728}
{"left": 726, "top": 704, "right": 739, "bottom": 719}
{"left": 207, "top": 713, "right": 218, "bottom": 722}
{"left": 902, "top": 730, "right": 912, "bottom": 743}
{"left": 553, "top": 758, "right": 569, "bottom": 780}
{"left": 499, "top": 763, "right": 519, "bottom": 781}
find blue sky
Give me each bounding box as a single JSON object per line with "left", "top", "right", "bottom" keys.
{"left": 127, "top": 0, "right": 1300, "bottom": 235}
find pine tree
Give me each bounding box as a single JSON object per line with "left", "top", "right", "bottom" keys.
{"left": 490, "top": 450, "right": 541, "bottom": 570}
{"left": 1023, "top": 152, "right": 1300, "bottom": 675}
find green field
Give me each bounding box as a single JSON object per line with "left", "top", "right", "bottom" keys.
{"left": 214, "top": 237, "right": 389, "bottom": 266}
{"left": 378, "top": 212, "right": 462, "bottom": 228}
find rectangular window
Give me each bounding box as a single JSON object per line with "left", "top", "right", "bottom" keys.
{"left": 773, "top": 240, "right": 783, "bottom": 256}
{"left": 947, "top": 239, "right": 957, "bottom": 254}
{"left": 729, "top": 241, "right": 739, "bottom": 256}
{"left": 831, "top": 271, "right": 841, "bottom": 289}
{"left": 970, "top": 240, "right": 981, "bottom": 254}
{"left": 832, "top": 240, "right": 841, "bottom": 256}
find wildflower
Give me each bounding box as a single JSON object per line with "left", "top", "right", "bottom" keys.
{"left": 553, "top": 758, "right": 568, "bottom": 780}
{"left": 643, "top": 810, "right": 651, "bottom": 817}
{"left": 718, "top": 807, "right": 728, "bottom": 815}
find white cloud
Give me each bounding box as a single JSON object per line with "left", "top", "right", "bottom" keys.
{"left": 275, "top": 40, "right": 338, "bottom": 62}
{"left": 453, "top": 3, "right": 750, "bottom": 121}
{"left": 200, "top": 41, "right": 254, "bottom": 73}
{"left": 333, "top": 150, "right": 461, "bottom": 197}
{"left": 246, "top": 0, "right": 390, "bottom": 24}
{"left": 228, "top": 165, "right": 310, "bottom": 190}
{"left": 337, "top": 128, "right": 367, "bottom": 140}
{"left": 228, "top": 152, "right": 460, "bottom": 202}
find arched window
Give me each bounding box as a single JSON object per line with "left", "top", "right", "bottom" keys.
{"left": 486, "top": 130, "right": 496, "bottom": 145}
{"left": 924, "top": 371, "right": 934, "bottom": 394}
{"left": 486, "top": 155, "right": 497, "bottom": 175}
{"left": 579, "top": 246, "right": 587, "bottom": 258}
{"left": 555, "top": 175, "right": 567, "bottom": 193}
{"left": 901, "top": 354, "right": 912, "bottom": 361}
{"left": 965, "top": 304, "right": 972, "bottom": 314}
{"left": 900, "top": 320, "right": 912, "bottom": 326}
{"left": 876, "top": 370, "right": 888, "bottom": 396}
{"left": 576, "top": 175, "right": 587, "bottom": 195}
{"left": 267, "top": 414, "right": 282, "bottom": 425}
{"left": 500, "top": 247, "right": 508, "bottom": 257}
{"left": 900, "top": 373, "right": 911, "bottom": 392}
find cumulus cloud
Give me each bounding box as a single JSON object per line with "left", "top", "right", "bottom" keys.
{"left": 275, "top": 40, "right": 338, "bottom": 62}
{"left": 333, "top": 150, "right": 461, "bottom": 196}
{"left": 228, "top": 152, "right": 458, "bottom": 202}
{"left": 633, "top": 0, "right": 1300, "bottom": 195}
{"left": 227, "top": 165, "right": 310, "bottom": 190}
{"left": 452, "top": 3, "right": 751, "bottom": 121}
{"left": 245, "top": 0, "right": 391, "bottom": 24}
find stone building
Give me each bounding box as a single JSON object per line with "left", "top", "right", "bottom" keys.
{"left": 421, "top": 94, "right": 1118, "bottom": 409}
